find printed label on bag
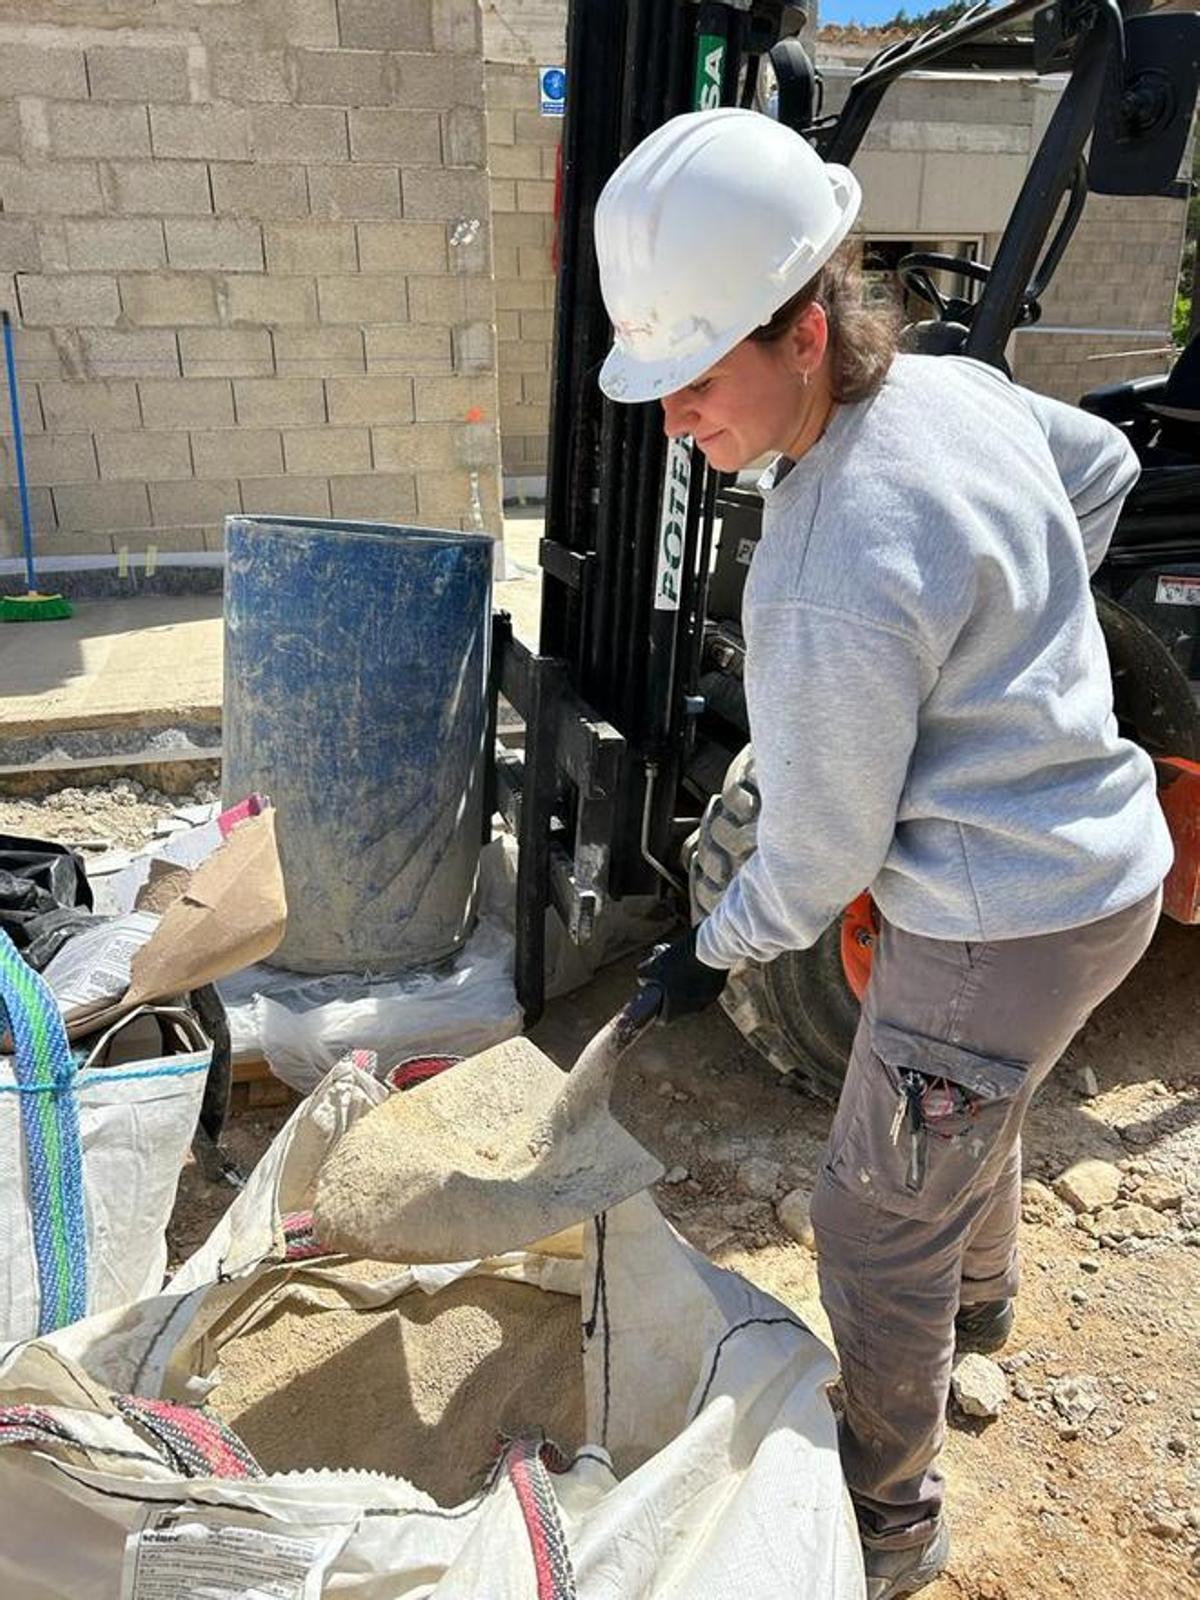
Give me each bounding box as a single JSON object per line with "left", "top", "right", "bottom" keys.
{"left": 122, "top": 1508, "right": 350, "bottom": 1600}
{"left": 1156, "top": 574, "right": 1200, "bottom": 606}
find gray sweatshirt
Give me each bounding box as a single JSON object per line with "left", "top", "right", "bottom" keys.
{"left": 697, "top": 354, "right": 1172, "bottom": 971}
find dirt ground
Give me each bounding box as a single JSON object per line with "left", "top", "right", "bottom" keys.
{"left": 162, "top": 917, "right": 1200, "bottom": 1600}
{"left": 10, "top": 783, "right": 1199, "bottom": 1597}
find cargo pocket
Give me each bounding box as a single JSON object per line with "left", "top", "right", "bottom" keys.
{"left": 825, "top": 1022, "right": 1028, "bottom": 1221}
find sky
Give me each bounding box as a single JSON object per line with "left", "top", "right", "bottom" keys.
{"left": 818, "top": 0, "right": 913, "bottom": 24}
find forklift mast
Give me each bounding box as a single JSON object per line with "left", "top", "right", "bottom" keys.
{"left": 491, "top": 0, "right": 1200, "bottom": 1021}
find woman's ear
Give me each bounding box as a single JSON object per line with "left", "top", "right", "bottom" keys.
{"left": 785, "top": 301, "right": 829, "bottom": 379}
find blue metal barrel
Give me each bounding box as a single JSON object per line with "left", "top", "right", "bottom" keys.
{"left": 223, "top": 516, "right": 493, "bottom": 974}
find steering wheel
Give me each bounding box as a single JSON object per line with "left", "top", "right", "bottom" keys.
{"left": 897, "top": 253, "right": 994, "bottom": 322}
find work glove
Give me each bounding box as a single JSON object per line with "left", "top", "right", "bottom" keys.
{"left": 638, "top": 925, "right": 728, "bottom": 1023}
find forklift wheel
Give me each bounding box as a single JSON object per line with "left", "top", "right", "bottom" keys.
{"left": 686, "top": 746, "right": 858, "bottom": 1101}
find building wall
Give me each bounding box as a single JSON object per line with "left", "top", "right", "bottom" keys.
{"left": 485, "top": 61, "right": 559, "bottom": 485}
{"left": 0, "top": 0, "right": 503, "bottom": 563}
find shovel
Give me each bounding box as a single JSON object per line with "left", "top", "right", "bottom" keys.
{"left": 313, "top": 983, "right": 665, "bottom": 1264}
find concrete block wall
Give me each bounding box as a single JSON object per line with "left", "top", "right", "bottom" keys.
{"left": 0, "top": 1, "right": 503, "bottom": 561}
{"left": 485, "top": 60, "right": 559, "bottom": 484}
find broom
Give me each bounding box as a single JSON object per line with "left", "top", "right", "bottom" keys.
{"left": 1, "top": 309, "right": 71, "bottom": 622}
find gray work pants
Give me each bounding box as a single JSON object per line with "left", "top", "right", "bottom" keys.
{"left": 809, "top": 888, "right": 1162, "bottom": 1549}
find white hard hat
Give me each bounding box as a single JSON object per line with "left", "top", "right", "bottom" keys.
{"left": 595, "top": 108, "right": 861, "bottom": 404}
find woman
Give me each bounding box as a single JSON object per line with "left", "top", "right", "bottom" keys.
{"left": 597, "top": 109, "right": 1171, "bottom": 1600}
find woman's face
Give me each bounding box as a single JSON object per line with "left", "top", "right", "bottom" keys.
{"left": 660, "top": 304, "right": 826, "bottom": 472}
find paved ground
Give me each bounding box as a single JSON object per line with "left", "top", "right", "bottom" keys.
{"left": 0, "top": 519, "right": 544, "bottom": 744}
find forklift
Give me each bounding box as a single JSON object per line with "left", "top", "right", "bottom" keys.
{"left": 488, "top": 0, "right": 1200, "bottom": 1097}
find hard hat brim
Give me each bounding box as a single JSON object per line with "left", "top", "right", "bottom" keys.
{"left": 599, "top": 161, "right": 861, "bottom": 406}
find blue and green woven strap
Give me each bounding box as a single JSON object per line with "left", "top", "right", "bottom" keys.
{"left": 0, "top": 928, "right": 87, "bottom": 1334}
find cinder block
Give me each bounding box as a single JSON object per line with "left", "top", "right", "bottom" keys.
{"left": 490, "top": 144, "right": 543, "bottom": 181}
{"left": 150, "top": 106, "right": 253, "bottom": 163}
{"left": 403, "top": 168, "right": 491, "bottom": 221}
{"left": 239, "top": 475, "right": 332, "bottom": 517}
{"left": 516, "top": 180, "right": 555, "bottom": 214}
{"left": 66, "top": 219, "right": 165, "bottom": 273}
{"left": 120, "top": 273, "right": 220, "bottom": 327}
{"left": 442, "top": 106, "right": 486, "bottom": 167}
{"left": 282, "top": 0, "right": 341, "bottom": 46}
{"left": 487, "top": 108, "right": 515, "bottom": 147}
{"left": 432, "top": 0, "right": 481, "bottom": 53}
{"left": 192, "top": 428, "right": 284, "bottom": 478}
{"left": 371, "top": 422, "right": 457, "bottom": 470}
{"left": 166, "top": 220, "right": 264, "bottom": 274}
{"left": 0, "top": 104, "right": 18, "bottom": 158}
{"left": 103, "top": 161, "right": 212, "bottom": 217}
{"left": 391, "top": 53, "right": 483, "bottom": 111}
{"left": 348, "top": 108, "right": 442, "bottom": 164}
{"left": 485, "top": 68, "right": 534, "bottom": 110}
{"left": 519, "top": 309, "right": 554, "bottom": 343}
{"left": 365, "top": 324, "right": 451, "bottom": 373}
{"left": 325, "top": 374, "right": 414, "bottom": 423}
{"left": 0, "top": 46, "right": 88, "bottom": 101}
{"left": 282, "top": 426, "right": 371, "bottom": 474}
{"left": 0, "top": 483, "right": 55, "bottom": 540}
{"left": 452, "top": 320, "right": 494, "bottom": 375}
{"left": 53, "top": 480, "right": 151, "bottom": 534}
{"left": 0, "top": 220, "right": 40, "bottom": 273}
{"left": 273, "top": 325, "right": 365, "bottom": 375}
{"left": 493, "top": 211, "right": 550, "bottom": 248}
{"left": 338, "top": 0, "right": 434, "bottom": 50}
{"left": 415, "top": 468, "right": 481, "bottom": 523}
{"left": 86, "top": 48, "right": 191, "bottom": 103}
{"left": 413, "top": 374, "right": 494, "bottom": 423}
{"left": 138, "top": 378, "right": 235, "bottom": 429}
{"left": 521, "top": 371, "right": 550, "bottom": 406}
{"left": 48, "top": 103, "right": 150, "bottom": 160}
{"left": 209, "top": 49, "right": 291, "bottom": 104}
{"left": 0, "top": 432, "right": 96, "bottom": 486}
{"left": 234, "top": 377, "right": 326, "bottom": 425}
{"left": 295, "top": 49, "right": 391, "bottom": 106}
{"left": 317, "top": 274, "right": 407, "bottom": 324}
{"left": 517, "top": 243, "right": 551, "bottom": 278}
{"left": 224, "top": 276, "right": 319, "bottom": 326}
{"left": 265, "top": 222, "right": 357, "bottom": 275}
{"left": 39, "top": 379, "right": 138, "bottom": 433}
{"left": 251, "top": 106, "right": 349, "bottom": 163}
{"left": 79, "top": 329, "right": 180, "bottom": 380}
{"left": 0, "top": 160, "right": 103, "bottom": 217}
{"left": 97, "top": 430, "right": 192, "bottom": 483}
{"left": 407, "top": 273, "right": 493, "bottom": 324}
{"left": 489, "top": 178, "right": 516, "bottom": 214}
{"left": 180, "top": 327, "right": 275, "bottom": 378}
{"left": 495, "top": 279, "right": 543, "bottom": 312}
{"left": 496, "top": 371, "right": 522, "bottom": 406}
{"left": 17, "top": 275, "right": 120, "bottom": 328}
{"left": 308, "top": 164, "right": 401, "bottom": 219}
{"left": 356, "top": 220, "right": 446, "bottom": 273}
{"left": 514, "top": 111, "right": 562, "bottom": 147}
{"left": 492, "top": 243, "right": 518, "bottom": 279}
{"left": 448, "top": 219, "right": 490, "bottom": 277}
{"left": 329, "top": 471, "right": 418, "bottom": 520}
{"left": 500, "top": 338, "right": 549, "bottom": 373}
{"left": 211, "top": 163, "right": 309, "bottom": 220}
{"left": 150, "top": 478, "right": 241, "bottom": 530}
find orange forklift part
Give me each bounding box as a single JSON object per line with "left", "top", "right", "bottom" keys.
{"left": 1156, "top": 757, "right": 1200, "bottom": 924}
{"left": 840, "top": 891, "right": 878, "bottom": 1002}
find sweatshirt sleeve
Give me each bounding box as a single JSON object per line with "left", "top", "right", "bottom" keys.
{"left": 1019, "top": 388, "right": 1141, "bottom": 575}
{"left": 696, "top": 601, "right": 937, "bottom": 970}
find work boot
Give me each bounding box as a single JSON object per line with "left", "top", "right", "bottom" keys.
{"left": 954, "top": 1297, "right": 1014, "bottom": 1354}
{"left": 862, "top": 1520, "right": 950, "bottom": 1600}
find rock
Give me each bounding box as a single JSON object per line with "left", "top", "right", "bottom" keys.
{"left": 663, "top": 1166, "right": 689, "bottom": 1185}
{"left": 1049, "top": 1374, "right": 1101, "bottom": 1428}
{"left": 1076, "top": 1066, "right": 1100, "bottom": 1098}
{"left": 1144, "top": 1509, "right": 1185, "bottom": 1540}
{"left": 1137, "top": 1178, "right": 1183, "bottom": 1212}
{"left": 1021, "top": 1178, "right": 1067, "bottom": 1224}
{"left": 1094, "top": 1203, "right": 1170, "bottom": 1241}
{"left": 1079, "top": 1257, "right": 1100, "bottom": 1274}
{"left": 952, "top": 1354, "right": 1008, "bottom": 1419}
{"left": 737, "top": 1156, "right": 783, "bottom": 1200}
{"left": 776, "top": 1188, "right": 816, "bottom": 1250}
{"left": 1053, "top": 1160, "right": 1122, "bottom": 1214}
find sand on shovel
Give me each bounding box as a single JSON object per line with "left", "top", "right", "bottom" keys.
{"left": 312, "top": 1029, "right": 663, "bottom": 1263}
{"left": 207, "top": 1272, "right": 584, "bottom": 1506}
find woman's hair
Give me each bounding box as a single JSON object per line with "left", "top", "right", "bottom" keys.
{"left": 749, "top": 241, "right": 898, "bottom": 404}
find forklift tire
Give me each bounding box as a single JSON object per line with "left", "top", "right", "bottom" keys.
{"left": 686, "top": 746, "right": 857, "bottom": 1101}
